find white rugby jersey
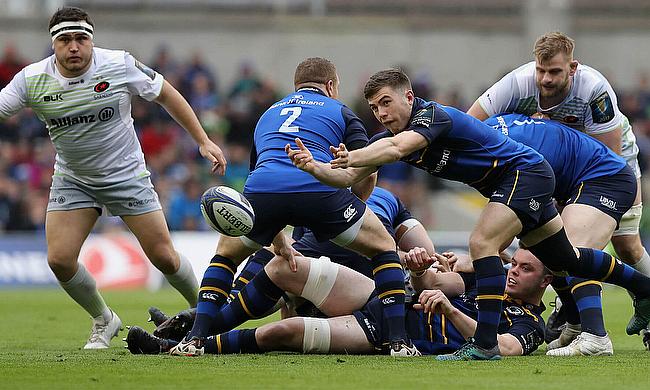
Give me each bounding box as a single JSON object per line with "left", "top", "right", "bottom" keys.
{"left": 477, "top": 61, "right": 638, "bottom": 162}
{"left": 0, "top": 47, "right": 164, "bottom": 185}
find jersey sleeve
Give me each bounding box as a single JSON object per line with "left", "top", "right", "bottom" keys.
{"left": 124, "top": 53, "right": 164, "bottom": 101}
{"left": 409, "top": 104, "right": 452, "bottom": 143}
{"left": 505, "top": 318, "right": 545, "bottom": 355}
{"left": 341, "top": 105, "right": 369, "bottom": 151}
{"left": 392, "top": 196, "right": 414, "bottom": 227}
{"left": 476, "top": 71, "right": 520, "bottom": 117}
{"left": 583, "top": 79, "right": 624, "bottom": 135}
{"left": 0, "top": 70, "right": 28, "bottom": 120}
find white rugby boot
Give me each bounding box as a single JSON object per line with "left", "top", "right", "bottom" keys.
{"left": 169, "top": 336, "right": 205, "bottom": 357}
{"left": 546, "top": 332, "right": 613, "bottom": 356}
{"left": 389, "top": 339, "right": 421, "bottom": 357}
{"left": 84, "top": 310, "right": 122, "bottom": 349}
{"left": 546, "top": 323, "right": 581, "bottom": 350}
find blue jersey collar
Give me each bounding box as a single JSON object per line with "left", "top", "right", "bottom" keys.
{"left": 296, "top": 87, "right": 327, "bottom": 96}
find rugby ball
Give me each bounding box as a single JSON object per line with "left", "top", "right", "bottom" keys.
{"left": 200, "top": 186, "right": 255, "bottom": 237}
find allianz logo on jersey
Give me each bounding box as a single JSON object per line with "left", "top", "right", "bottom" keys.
{"left": 49, "top": 107, "right": 115, "bottom": 128}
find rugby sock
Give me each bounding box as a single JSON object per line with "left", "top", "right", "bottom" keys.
{"left": 371, "top": 251, "right": 407, "bottom": 342}
{"left": 187, "top": 254, "right": 237, "bottom": 339}
{"left": 205, "top": 329, "right": 260, "bottom": 354}
{"left": 229, "top": 249, "right": 274, "bottom": 300}
{"left": 551, "top": 277, "right": 581, "bottom": 325}
{"left": 209, "top": 268, "right": 284, "bottom": 335}
{"left": 630, "top": 249, "right": 650, "bottom": 277}
{"left": 164, "top": 253, "right": 199, "bottom": 307}
{"left": 570, "top": 248, "right": 650, "bottom": 298}
{"left": 568, "top": 277, "right": 607, "bottom": 337}
{"left": 473, "top": 256, "right": 506, "bottom": 349}
{"left": 59, "top": 263, "right": 112, "bottom": 322}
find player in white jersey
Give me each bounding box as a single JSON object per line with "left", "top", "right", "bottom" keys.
{"left": 468, "top": 31, "right": 650, "bottom": 353}
{"left": 0, "top": 7, "right": 227, "bottom": 349}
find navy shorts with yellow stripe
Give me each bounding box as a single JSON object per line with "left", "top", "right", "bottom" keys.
{"left": 243, "top": 189, "right": 366, "bottom": 247}
{"left": 486, "top": 160, "right": 557, "bottom": 237}
{"left": 562, "top": 165, "right": 636, "bottom": 227}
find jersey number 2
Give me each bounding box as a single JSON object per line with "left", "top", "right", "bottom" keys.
{"left": 279, "top": 107, "right": 302, "bottom": 133}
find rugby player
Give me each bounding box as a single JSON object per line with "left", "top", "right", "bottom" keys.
{"left": 487, "top": 113, "right": 636, "bottom": 355}
{"left": 467, "top": 32, "right": 650, "bottom": 349}
{"left": 287, "top": 69, "right": 650, "bottom": 360}
{"left": 173, "top": 59, "right": 418, "bottom": 357}
{"left": 0, "top": 7, "right": 226, "bottom": 349}
{"left": 125, "top": 248, "right": 551, "bottom": 357}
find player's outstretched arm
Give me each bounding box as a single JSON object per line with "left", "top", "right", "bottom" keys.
{"left": 286, "top": 138, "right": 376, "bottom": 188}
{"left": 154, "top": 80, "right": 227, "bottom": 175}
{"left": 330, "top": 131, "right": 428, "bottom": 169}
{"left": 466, "top": 100, "right": 489, "bottom": 121}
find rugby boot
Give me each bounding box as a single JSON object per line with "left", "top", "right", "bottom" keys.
{"left": 546, "top": 332, "right": 613, "bottom": 356}
{"left": 169, "top": 335, "right": 205, "bottom": 356}
{"left": 84, "top": 310, "right": 122, "bottom": 349}
{"left": 626, "top": 297, "right": 650, "bottom": 335}
{"left": 642, "top": 329, "right": 650, "bottom": 351}
{"left": 436, "top": 338, "right": 501, "bottom": 361}
{"left": 544, "top": 295, "right": 568, "bottom": 344}
{"left": 389, "top": 339, "right": 421, "bottom": 357}
{"left": 546, "top": 323, "right": 581, "bottom": 350}
{"left": 124, "top": 326, "right": 173, "bottom": 355}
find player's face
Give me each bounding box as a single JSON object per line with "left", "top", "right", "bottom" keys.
{"left": 505, "top": 250, "right": 549, "bottom": 300}
{"left": 367, "top": 86, "right": 414, "bottom": 134}
{"left": 535, "top": 53, "right": 577, "bottom": 100}
{"left": 53, "top": 32, "right": 93, "bottom": 77}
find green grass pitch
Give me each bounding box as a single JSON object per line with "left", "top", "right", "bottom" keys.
{"left": 1, "top": 287, "right": 649, "bottom": 389}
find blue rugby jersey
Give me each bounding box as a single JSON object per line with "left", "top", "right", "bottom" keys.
{"left": 485, "top": 114, "right": 627, "bottom": 201}
{"left": 409, "top": 272, "right": 546, "bottom": 356}
{"left": 245, "top": 88, "right": 368, "bottom": 193}
{"left": 369, "top": 98, "right": 544, "bottom": 195}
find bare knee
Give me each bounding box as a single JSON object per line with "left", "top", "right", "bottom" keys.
{"left": 47, "top": 253, "right": 77, "bottom": 281}
{"left": 468, "top": 232, "right": 497, "bottom": 259}
{"left": 264, "top": 256, "right": 292, "bottom": 289}
{"left": 145, "top": 242, "right": 178, "bottom": 274}
{"left": 612, "top": 236, "right": 645, "bottom": 264}
{"left": 256, "top": 318, "right": 303, "bottom": 350}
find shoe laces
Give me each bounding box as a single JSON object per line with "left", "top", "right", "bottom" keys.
{"left": 88, "top": 321, "right": 109, "bottom": 343}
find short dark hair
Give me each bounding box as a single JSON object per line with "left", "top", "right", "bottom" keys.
{"left": 49, "top": 7, "right": 94, "bottom": 30}
{"left": 363, "top": 69, "right": 412, "bottom": 100}
{"left": 294, "top": 57, "right": 337, "bottom": 88}
{"left": 533, "top": 31, "right": 575, "bottom": 62}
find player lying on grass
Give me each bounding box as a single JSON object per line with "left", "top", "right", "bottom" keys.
{"left": 126, "top": 247, "right": 551, "bottom": 357}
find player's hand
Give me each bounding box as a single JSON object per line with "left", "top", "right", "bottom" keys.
{"left": 199, "top": 139, "right": 227, "bottom": 175}
{"left": 286, "top": 138, "right": 315, "bottom": 172}
{"left": 432, "top": 252, "right": 456, "bottom": 273}
{"left": 413, "top": 289, "right": 453, "bottom": 315}
{"left": 330, "top": 143, "right": 351, "bottom": 169}
{"left": 271, "top": 232, "right": 302, "bottom": 272}
{"left": 404, "top": 247, "right": 434, "bottom": 273}
{"left": 450, "top": 253, "right": 474, "bottom": 273}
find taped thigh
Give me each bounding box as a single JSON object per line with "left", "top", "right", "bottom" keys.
{"left": 301, "top": 256, "right": 339, "bottom": 308}
{"left": 613, "top": 203, "right": 642, "bottom": 236}
{"left": 302, "top": 317, "right": 331, "bottom": 354}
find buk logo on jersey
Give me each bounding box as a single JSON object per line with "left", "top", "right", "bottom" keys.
{"left": 43, "top": 94, "right": 62, "bottom": 102}
{"left": 49, "top": 107, "right": 114, "bottom": 128}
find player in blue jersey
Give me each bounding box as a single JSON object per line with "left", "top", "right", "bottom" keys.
{"left": 145, "top": 186, "right": 434, "bottom": 342}
{"left": 287, "top": 69, "right": 650, "bottom": 360}
{"left": 171, "top": 59, "right": 418, "bottom": 357}
{"left": 126, "top": 248, "right": 550, "bottom": 357}
{"left": 487, "top": 113, "right": 635, "bottom": 355}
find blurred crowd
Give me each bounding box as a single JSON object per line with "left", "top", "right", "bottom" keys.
{"left": 2, "top": 43, "right": 650, "bottom": 233}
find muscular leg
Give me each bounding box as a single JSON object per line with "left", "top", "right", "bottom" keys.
{"left": 46, "top": 209, "right": 110, "bottom": 321}
{"left": 558, "top": 205, "right": 617, "bottom": 337}
{"left": 468, "top": 202, "right": 522, "bottom": 350}
{"left": 122, "top": 210, "right": 198, "bottom": 306}
{"left": 342, "top": 207, "right": 408, "bottom": 345}
{"left": 612, "top": 182, "right": 650, "bottom": 273}
{"left": 204, "top": 315, "right": 373, "bottom": 355}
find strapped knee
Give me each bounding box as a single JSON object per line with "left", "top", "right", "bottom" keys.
{"left": 302, "top": 317, "right": 331, "bottom": 353}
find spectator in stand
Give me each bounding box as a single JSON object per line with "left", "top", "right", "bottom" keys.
{"left": 0, "top": 44, "right": 26, "bottom": 88}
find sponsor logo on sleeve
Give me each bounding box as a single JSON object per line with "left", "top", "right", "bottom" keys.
{"left": 134, "top": 59, "right": 157, "bottom": 81}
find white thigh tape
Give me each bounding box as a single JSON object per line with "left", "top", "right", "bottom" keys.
{"left": 613, "top": 203, "right": 643, "bottom": 236}
{"left": 302, "top": 317, "right": 331, "bottom": 354}
{"left": 301, "top": 257, "right": 339, "bottom": 308}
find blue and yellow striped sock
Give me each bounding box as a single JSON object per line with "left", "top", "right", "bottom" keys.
{"left": 473, "top": 256, "right": 506, "bottom": 349}
{"left": 205, "top": 329, "right": 260, "bottom": 354}
{"left": 188, "top": 254, "right": 236, "bottom": 339}
{"left": 209, "top": 268, "right": 284, "bottom": 335}
{"left": 371, "top": 251, "right": 407, "bottom": 342}
{"left": 573, "top": 248, "right": 650, "bottom": 298}
{"left": 229, "top": 249, "right": 274, "bottom": 300}
{"left": 568, "top": 277, "right": 606, "bottom": 336}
